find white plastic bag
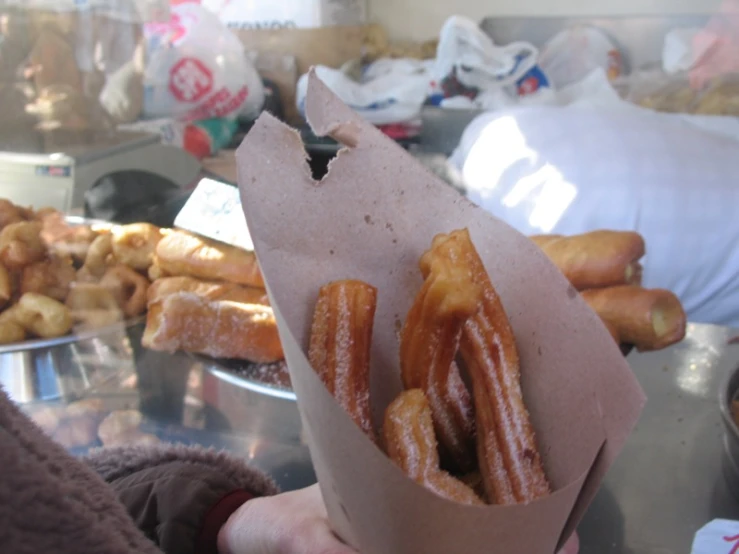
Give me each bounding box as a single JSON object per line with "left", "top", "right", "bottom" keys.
{"left": 433, "top": 16, "right": 537, "bottom": 90}
{"left": 143, "top": 3, "right": 264, "bottom": 121}
{"left": 451, "top": 104, "right": 739, "bottom": 327}
{"left": 296, "top": 60, "right": 431, "bottom": 125}
{"left": 538, "top": 25, "right": 624, "bottom": 89}
{"left": 429, "top": 16, "right": 550, "bottom": 109}
{"left": 662, "top": 27, "right": 713, "bottom": 74}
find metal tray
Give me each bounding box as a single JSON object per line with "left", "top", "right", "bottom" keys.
{"left": 0, "top": 215, "right": 141, "bottom": 403}
{"left": 0, "top": 318, "right": 145, "bottom": 404}
{"left": 196, "top": 356, "right": 302, "bottom": 446}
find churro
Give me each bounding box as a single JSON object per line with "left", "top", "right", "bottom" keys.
{"left": 423, "top": 229, "right": 551, "bottom": 505}
{"left": 309, "top": 279, "right": 378, "bottom": 442}
{"left": 384, "top": 389, "right": 484, "bottom": 505}
{"left": 400, "top": 247, "right": 481, "bottom": 472}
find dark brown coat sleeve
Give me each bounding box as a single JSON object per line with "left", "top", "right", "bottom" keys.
{"left": 0, "top": 386, "right": 162, "bottom": 554}
{"left": 84, "top": 444, "right": 280, "bottom": 554}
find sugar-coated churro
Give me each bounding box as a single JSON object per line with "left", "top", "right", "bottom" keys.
{"left": 423, "top": 229, "right": 551, "bottom": 505}
{"left": 384, "top": 389, "right": 484, "bottom": 505}
{"left": 309, "top": 279, "right": 378, "bottom": 443}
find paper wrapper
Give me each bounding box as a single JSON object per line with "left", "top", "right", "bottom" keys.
{"left": 236, "top": 70, "right": 646, "bottom": 554}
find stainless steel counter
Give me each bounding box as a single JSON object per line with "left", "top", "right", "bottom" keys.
{"left": 16, "top": 322, "right": 739, "bottom": 553}
{"left": 579, "top": 322, "right": 739, "bottom": 553}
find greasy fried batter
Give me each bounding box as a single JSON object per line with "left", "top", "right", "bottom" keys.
{"left": 100, "top": 265, "right": 149, "bottom": 318}
{"left": 77, "top": 233, "right": 114, "bottom": 281}
{"left": 6, "top": 292, "right": 73, "bottom": 339}
{"left": 155, "top": 230, "right": 264, "bottom": 288}
{"left": 147, "top": 275, "right": 268, "bottom": 306}
{"left": 531, "top": 230, "right": 645, "bottom": 290}
{"left": 309, "top": 279, "right": 378, "bottom": 443}
{"left": 0, "top": 221, "right": 46, "bottom": 270}
{"left": 40, "top": 211, "right": 98, "bottom": 263}
{"left": 66, "top": 282, "right": 124, "bottom": 330}
{"left": 0, "top": 262, "right": 12, "bottom": 308}
{"left": 111, "top": 223, "right": 163, "bottom": 271}
{"left": 581, "top": 286, "right": 687, "bottom": 352}
{"left": 422, "top": 229, "right": 550, "bottom": 505}
{"left": 400, "top": 250, "right": 481, "bottom": 472}
{"left": 0, "top": 320, "right": 26, "bottom": 344}
{"left": 0, "top": 199, "right": 25, "bottom": 229}
{"left": 142, "top": 291, "right": 283, "bottom": 363}
{"left": 20, "top": 256, "right": 77, "bottom": 302}
{"left": 384, "top": 389, "right": 484, "bottom": 505}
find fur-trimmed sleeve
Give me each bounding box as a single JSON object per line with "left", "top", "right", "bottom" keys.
{"left": 0, "top": 387, "right": 162, "bottom": 554}
{"left": 84, "top": 444, "right": 280, "bottom": 554}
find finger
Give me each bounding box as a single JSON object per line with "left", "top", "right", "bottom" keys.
{"left": 290, "top": 521, "right": 359, "bottom": 554}
{"left": 557, "top": 533, "right": 580, "bottom": 554}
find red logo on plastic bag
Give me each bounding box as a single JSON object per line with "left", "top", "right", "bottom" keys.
{"left": 169, "top": 58, "right": 213, "bottom": 103}
{"left": 518, "top": 76, "right": 540, "bottom": 96}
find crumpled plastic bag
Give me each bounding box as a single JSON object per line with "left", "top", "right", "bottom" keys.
{"left": 428, "top": 15, "right": 550, "bottom": 109}
{"left": 538, "top": 25, "right": 624, "bottom": 88}
{"left": 295, "top": 59, "right": 432, "bottom": 125}
{"left": 143, "top": 2, "right": 264, "bottom": 121}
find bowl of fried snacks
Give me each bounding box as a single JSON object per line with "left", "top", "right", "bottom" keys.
{"left": 235, "top": 72, "right": 647, "bottom": 554}
{"left": 0, "top": 197, "right": 288, "bottom": 403}
{"left": 0, "top": 202, "right": 156, "bottom": 402}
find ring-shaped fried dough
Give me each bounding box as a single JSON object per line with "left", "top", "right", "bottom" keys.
{"left": 111, "top": 223, "right": 163, "bottom": 271}
{"left": 66, "top": 282, "right": 124, "bottom": 330}
{"left": 40, "top": 211, "right": 98, "bottom": 263}
{"left": 21, "top": 256, "right": 77, "bottom": 302}
{"left": 0, "top": 221, "right": 46, "bottom": 270}
{"left": 10, "top": 292, "right": 73, "bottom": 338}
{"left": 0, "top": 320, "right": 26, "bottom": 344}
{"left": 78, "top": 234, "right": 114, "bottom": 281}
{"left": 0, "top": 199, "right": 25, "bottom": 229}
{"left": 100, "top": 265, "right": 149, "bottom": 318}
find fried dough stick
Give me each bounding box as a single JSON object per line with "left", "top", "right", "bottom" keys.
{"left": 423, "top": 229, "right": 551, "bottom": 505}
{"left": 581, "top": 286, "right": 686, "bottom": 352}
{"left": 531, "top": 230, "right": 645, "bottom": 290}
{"left": 309, "top": 279, "right": 378, "bottom": 443}
{"left": 384, "top": 389, "right": 484, "bottom": 505}
{"left": 400, "top": 247, "right": 481, "bottom": 472}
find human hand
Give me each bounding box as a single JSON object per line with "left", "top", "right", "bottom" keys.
{"left": 558, "top": 533, "right": 580, "bottom": 554}
{"left": 217, "top": 483, "right": 358, "bottom": 554}
{"left": 218, "top": 483, "right": 580, "bottom": 554}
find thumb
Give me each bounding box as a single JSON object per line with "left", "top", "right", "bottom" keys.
{"left": 558, "top": 533, "right": 580, "bottom": 554}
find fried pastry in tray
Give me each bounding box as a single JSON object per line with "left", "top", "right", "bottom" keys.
{"left": 581, "top": 285, "right": 686, "bottom": 352}
{"left": 531, "top": 230, "right": 645, "bottom": 290}
{"left": 155, "top": 230, "right": 264, "bottom": 288}
{"left": 147, "top": 275, "right": 268, "bottom": 305}
{"left": 142, "top": 279, "right": 283, "bottom": 364}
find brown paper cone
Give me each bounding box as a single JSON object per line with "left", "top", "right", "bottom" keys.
{"left": 236, "top": 70, "right": 646, "bottom": 554}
